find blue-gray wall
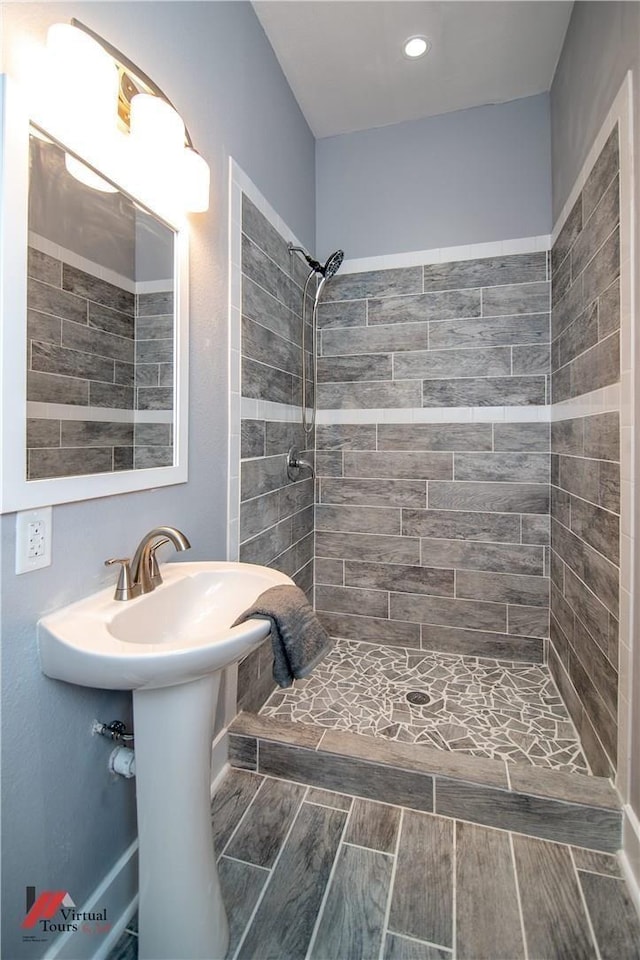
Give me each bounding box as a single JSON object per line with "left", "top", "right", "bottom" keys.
{"left": 550, "top": 1, "right": 640, "bottom": 218}
{"left": 1, "top": 3, "right": 314, "bottom": 956}
{"left": 316, "top": 93, "right": 552, "bottom": 260}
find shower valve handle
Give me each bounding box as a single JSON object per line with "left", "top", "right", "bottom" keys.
{"left": 287, "top": 446, "right": 315, "bottom": 481}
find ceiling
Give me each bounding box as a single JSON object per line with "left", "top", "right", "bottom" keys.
{"left": 252, "top": 1, "right": 573, "bottom": 139}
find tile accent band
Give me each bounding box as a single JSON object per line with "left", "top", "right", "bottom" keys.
{"left": 339, "top": 235, "right": 551, "bottom": 276}
{"left": 311, "top": 387, "right": 620, "bottom": 425}
{"left": 26, "top": 402, "right": 173, "bottom": 423}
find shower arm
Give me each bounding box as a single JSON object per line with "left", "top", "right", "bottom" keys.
{"left": 289, "top": 243, "right": 323, "bottom": 276}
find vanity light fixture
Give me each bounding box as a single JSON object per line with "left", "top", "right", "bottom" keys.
{"left": 27, "top": 20, "right": 210, "bottom": 215}
{"left": 403, "top": 35, "right": 431, "bottom": 59}
{"left": 46, "top": 23, "right": 119, "bottom": 140}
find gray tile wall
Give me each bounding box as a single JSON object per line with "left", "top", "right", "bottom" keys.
{"left": 318, "top": 252, "right": 550, "bottom": 409}
{"left": 26, "top": 247, "right": 173, "bottom": 477}
{"left": 28, "top": 249, "right": 135, "bottom": 410}
{"left": 315, "top": 421, "right": 550, "bottom": 662}
{"left": 551, "top": 128, "right": 620, "bottom": 403}
{"left": 241, "top": 196, "right": 313, "bottom": 408}
{"left": 238, "top": 196, "right": 315, "bottom": 711}
{"left": 312, "top": 251, "right": 552, "bottom": 663}
{"left": 134, "top": 291, "right": 174, "bottom": 469}
{"left": 26, "top": 417, "right": 134, "bottom": 478}
{"left": 550, "top": 127, "right": 621, "bottom": 777}
{"left": 136, "top": 292, "right": 174, "bottom": 412}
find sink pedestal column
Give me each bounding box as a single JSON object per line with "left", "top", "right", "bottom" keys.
{"left": 133, "top": 674, "right": 229, "bottom": 960}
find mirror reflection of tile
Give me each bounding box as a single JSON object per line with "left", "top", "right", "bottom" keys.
{"left": 26, "top": 246, "right": 174, "bottom": 479}
{"left": 25, "top": 132, "right": 176, "bottom": 481}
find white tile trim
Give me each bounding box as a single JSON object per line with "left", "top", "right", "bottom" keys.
{"left": 619, "top": 83, "right": 636, "bottom": 821}
{"left": 550, "top": 384, "right": 622, "bottom": 421}
{"left": 227, "top": 160, "right": 242, "bottom": 562}
{"left": 136, "top": 279, "right": 175, "bottom": 295}
{"left": 26, "top": 401, "right": 172, "bottom": 423}
{"left": 315, "top": 405, "right": 550, "bottom": 425}
{"left": 340, "top": 235, "right": 551, "bottom": 275}
{"left": 240, "top": 398, "right": 306, "bottom": 423}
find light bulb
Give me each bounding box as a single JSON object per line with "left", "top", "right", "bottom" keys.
{"left": 128, "top": 94, "right": 187, "bottom": 217}
{"left": 46, "top": 24, "right": 118, "bottom": 134}
{"left": 130, "top": 94, "right": 185, "bottom": 155}
{"left": 403, "top": 36, "right": 431, "bottom": 59}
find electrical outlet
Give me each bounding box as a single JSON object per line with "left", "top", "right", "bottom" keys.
{"left": 16, "top": 507, "right": 52, "bottom": 574}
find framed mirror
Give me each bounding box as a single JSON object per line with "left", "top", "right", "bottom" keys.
{"left": 0, "top": 76, "right": 189, "bottom": 512}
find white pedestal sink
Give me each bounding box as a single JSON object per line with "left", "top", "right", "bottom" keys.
{"left": 38, "top": 561, "right": 293, "bottom": 960}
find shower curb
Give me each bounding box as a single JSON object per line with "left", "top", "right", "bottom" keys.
{"left": 227, "top": 712, "right": 622, "bottom": 854}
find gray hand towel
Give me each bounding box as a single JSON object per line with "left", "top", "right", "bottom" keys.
{"left": 233, "top": 584, "right": 333, "bottom": 688}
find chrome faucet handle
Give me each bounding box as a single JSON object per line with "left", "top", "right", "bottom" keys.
{"left": 105, "top": 558, "right": 138, "bottom": 602}
{"left": 148, "top": 537, "right": 171, "bottom": 587}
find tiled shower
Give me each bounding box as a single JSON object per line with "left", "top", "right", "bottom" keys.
{"left": 548, "top": 126, "right": 621, "bottom": 779}
{"left": 234, "top": 117, "right": 623, "bottom": 790}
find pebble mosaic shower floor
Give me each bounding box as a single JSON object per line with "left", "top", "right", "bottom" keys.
{"left": 260, "top": 640, "right": 590, "bottom": 775}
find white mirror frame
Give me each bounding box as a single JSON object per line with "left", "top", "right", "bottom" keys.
{"left": 0, "top": 76, "right": 189, "bottom": 513}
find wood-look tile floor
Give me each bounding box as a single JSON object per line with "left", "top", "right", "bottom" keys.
{"left": 110, "top": 768, "right": 640, "bottom": 960}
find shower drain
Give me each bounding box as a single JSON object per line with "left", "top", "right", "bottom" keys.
{"left": 406, "top": 691, "right": 431, "bottom": 705}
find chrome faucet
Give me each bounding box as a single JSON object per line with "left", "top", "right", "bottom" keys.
{"left": 105, "top": 527, "right": 191, "bottom": 601}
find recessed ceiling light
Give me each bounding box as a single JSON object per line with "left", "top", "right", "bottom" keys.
{"left": 403, "top": 36, "right": 431, "bottom": 59}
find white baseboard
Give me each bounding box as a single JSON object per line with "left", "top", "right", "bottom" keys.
{"left": 92, "top": 897, "right": 138, "bottom": 960}
{"left": 621, "top": 805, "right": 640, "bottom": 918}
{"left": 44, "top": 733, "right": 229, "bottom": 959}
{"left": 44, "top": 841, "right": 138, "bottom": 960}
{"left": 42, "top": 726, "right": 232, "bottom": 960}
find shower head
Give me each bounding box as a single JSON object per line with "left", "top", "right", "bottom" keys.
{"left": 322, "top": 250, "right": 344, "bottom": 279}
